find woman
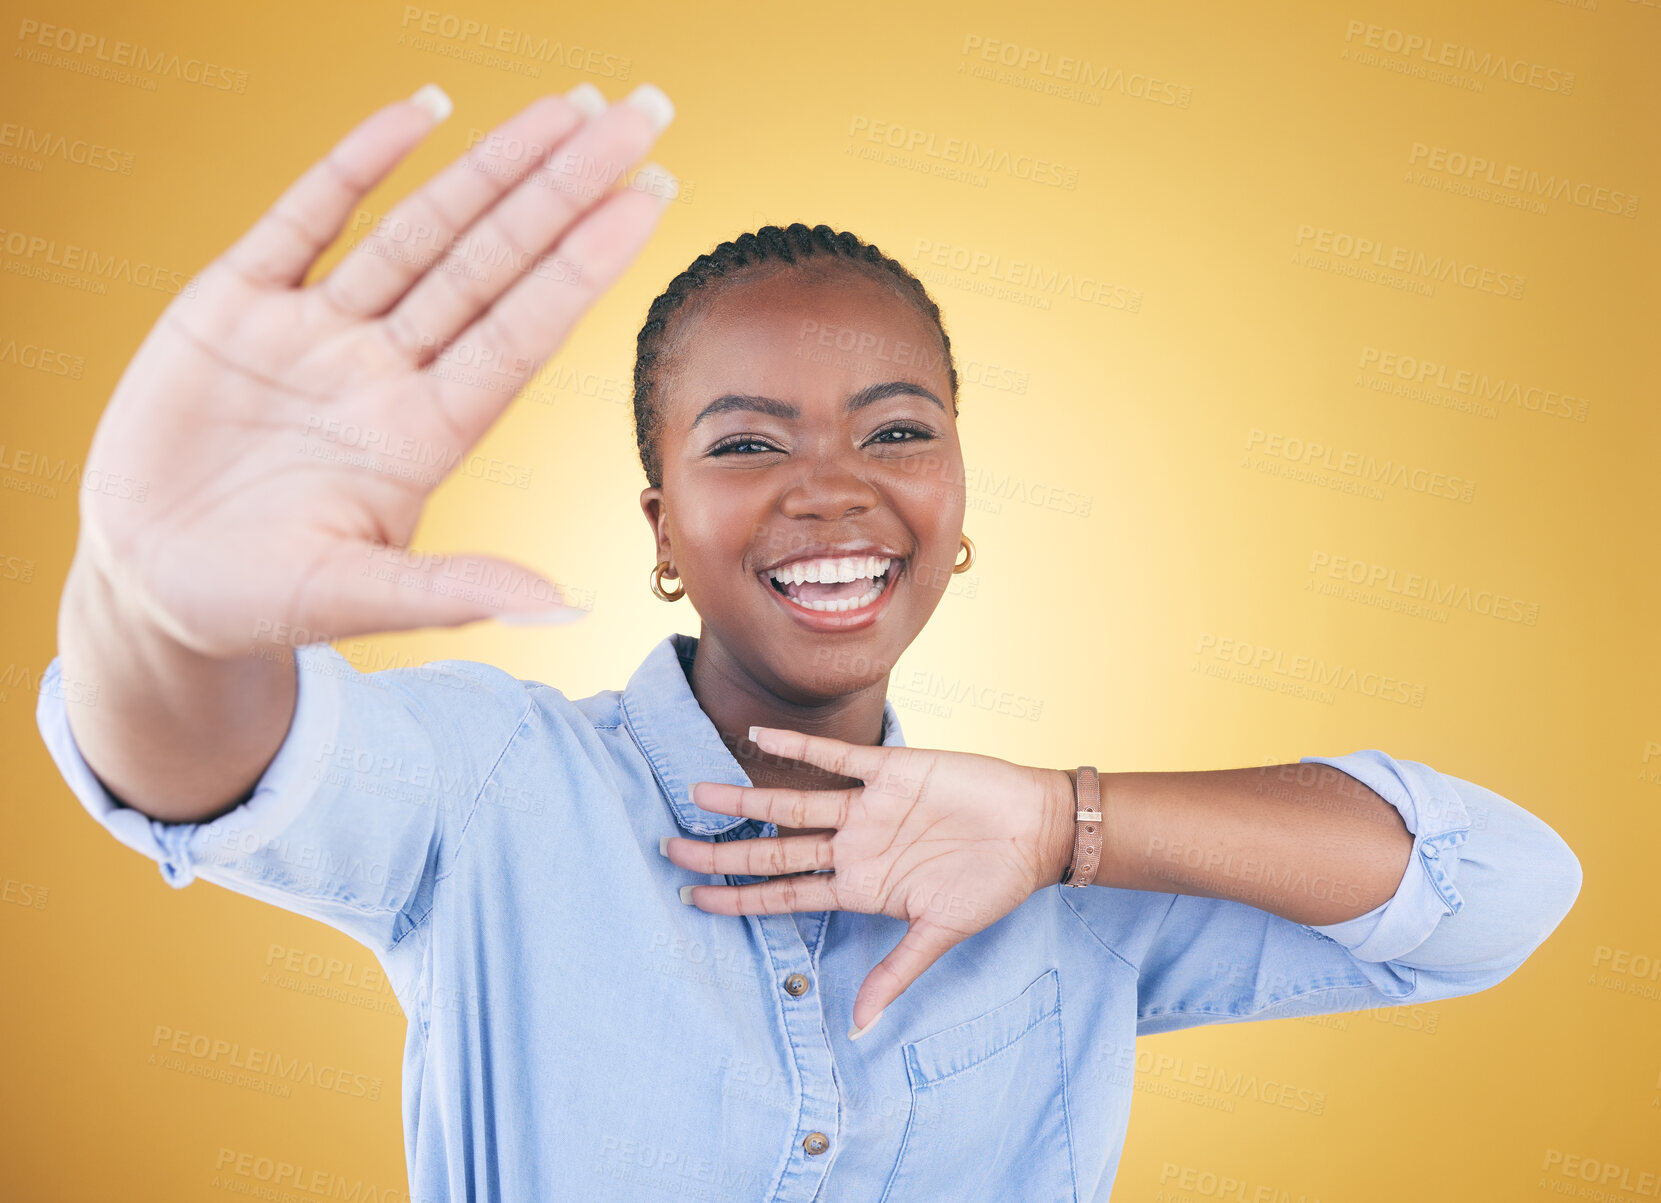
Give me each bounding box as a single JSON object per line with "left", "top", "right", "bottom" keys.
{"left": 36, "top": 80, "right": 1582, "bottom": 1201}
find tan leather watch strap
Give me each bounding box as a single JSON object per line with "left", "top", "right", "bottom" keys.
{"left": 1061, "top": 766, "right": 1103, "bottom": 888}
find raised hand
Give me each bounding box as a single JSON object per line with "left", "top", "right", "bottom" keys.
{"left": 77, "top": 81, "right": 677, "bottom": 657}
{"left": 669, "top": 727, "right": 1077, "bottom": 1039}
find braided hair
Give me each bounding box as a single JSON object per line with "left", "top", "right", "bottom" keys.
{"left": 632, "top": 222, "right": 960, "bottom": 488}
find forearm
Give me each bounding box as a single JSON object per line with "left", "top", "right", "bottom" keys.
{"left": 1048, "top": 762, "right": 1414, "bottom": 926}
{"left": 57, "top": 542, "right": 297, "bottom": 823}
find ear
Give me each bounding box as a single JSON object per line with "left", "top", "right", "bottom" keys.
{"left": 639, "top": 486, "right": 672, "bottom": 567}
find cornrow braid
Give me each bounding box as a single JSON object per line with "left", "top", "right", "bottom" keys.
{"left": 631, "top": 222, "right": 959, "bottom": 488}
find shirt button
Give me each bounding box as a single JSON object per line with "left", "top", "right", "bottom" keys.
{"left": 784, "top": 973, "right": 811, "bottom": 997}
{"left": 1423, "top": 843, "right": 1439, "bottom": 860}
{"left": 803, "top": 1132, "right": 829, "bottom": 1156}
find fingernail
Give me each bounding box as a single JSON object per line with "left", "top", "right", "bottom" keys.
{"left": 659, "top": 836, "right": 671, "bottom": 857}
{"left": 493, "top": 605, "right": 589, "bottom": 626}
{"left": 747, "top": 725, "right": 762, "bottom": 742}
{"left": 623, "top": 82, "right": 675, "bottom": 134}
{"left": 409, "top": 83, "right": 453, "bottom": 124}
{"left": 565, "top": 81, "right": 606, "bottom": 118}
{"left": 679, "top": 884, "right": 697, "bottom": 905}
{"left": 848, "top": 1008, "right": 885, "bottom": 1041}
{"left": 630, "top": 161, "right": 680, "bottom": 206}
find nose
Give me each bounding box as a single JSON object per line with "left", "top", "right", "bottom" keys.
{"left": 777, "top": 448, "right": 883, "bottom": 519}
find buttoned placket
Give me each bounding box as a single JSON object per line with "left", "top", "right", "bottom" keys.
{"left": 725, "top": 819, "right": 843, "bottom": 1202}
{"left": 623, "top": 633, "right": 905, "bottom": 1203}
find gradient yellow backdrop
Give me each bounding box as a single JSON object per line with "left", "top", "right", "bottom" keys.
{"left": 3, "top": 0, "right": 1656, "bottom": 1199}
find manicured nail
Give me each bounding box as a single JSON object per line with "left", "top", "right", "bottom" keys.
{"left": 848, "top": 1008, "right": 885, "bottom": 1041}
{"left": 493, "top": 605, "right": 589, "bottom": 626}
{"left": 409, "top": 83, "right": 453, "bottom": 124}
{"left": 748, "top": 725, "right": 762, "bottom": 742}
{"left": 630, "top": 161, "right": 679, "bottom": 205}
{"left": 623, "top": 82, "right": 675, "bottom": 134}
{"left": 679, "top": 884, "right": 697, "bottom": 904}
{"left": 659, "top": 836, "right": 671, "bottom": 857}
{"left": 565, "top": 81, "right": 606, "bottom": 118}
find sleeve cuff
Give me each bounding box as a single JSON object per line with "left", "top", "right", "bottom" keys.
{"left": 1300, "top": 749, "right": 1472, "bottom": 962}
{"left": 35, "top": 643, "right": 348, "bottom": 889}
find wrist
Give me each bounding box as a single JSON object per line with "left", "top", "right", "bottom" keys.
{"left": 1040, "top": 768, "right": 1078, "bottom": 889}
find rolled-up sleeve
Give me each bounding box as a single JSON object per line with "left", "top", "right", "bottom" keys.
{"left": 1304, "top": 750, "right": 1584, "bottom": 973}
{"left": 1094, "top": 749, "right": 1583, "bottom": 1036}
{"left": 34, "top": 643, "right": 533, "bottom": 954}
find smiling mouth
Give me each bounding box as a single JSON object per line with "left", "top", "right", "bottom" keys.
{"left": 762, "top": 555, "right": 902, "bottom": 614}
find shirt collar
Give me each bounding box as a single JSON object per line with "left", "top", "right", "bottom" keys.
{"left": 621, "top": 632, "right": 909, "bottom": 837}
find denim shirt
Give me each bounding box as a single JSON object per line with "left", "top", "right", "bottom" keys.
{"left": 34, "top": 633, "right": 1582, "bottom": 1202}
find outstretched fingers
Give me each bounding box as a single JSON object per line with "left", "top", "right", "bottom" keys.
{"left": 223, "top": 86, "right": 451, "bottom": 290}
{"left": 422, "top": 165, "right": 678, "bottom": 433}
{"left": 382, "top": 83, "right": 673, "bottom": 369}
{"left": 665, "top": 832, "right": 836, "bottom": 878}
{"left": 318, "top": 85, "right": 600, "bottom": 319}
{"left": 690, "top": 781, "right": 853, "bottom": 830}
{"left": 750, "top": 726, "right": 891, "bottom": 785}
{"left": 681, "top": 872, "right": 840, "bottom": 918}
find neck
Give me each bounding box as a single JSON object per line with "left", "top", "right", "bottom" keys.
{"left": 685, "top": 629, "right": 887, "bottom": 834}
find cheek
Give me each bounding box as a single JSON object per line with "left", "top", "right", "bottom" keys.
{"left": 890, "top": 455, "right": 966, "bottom": 532}
{"left": 671, "top": 484, "right": 762, "bottom": 579}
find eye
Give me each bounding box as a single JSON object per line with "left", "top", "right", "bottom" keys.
{"left": 708, "top": 434, "right": 783, "bottom": 457}
{"left": 868, "top": 422, "right": 936, "bottom": 447}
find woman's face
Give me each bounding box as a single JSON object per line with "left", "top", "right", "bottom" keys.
{"left": 640, "top": 266, "right": 966, "bottom": 704}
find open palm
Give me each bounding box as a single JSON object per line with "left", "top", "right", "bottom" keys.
{"left": 672, "top": 726, "right": 1074, "bottom": 1037}
{"left": 78, "top": 83, "right": 676, "bottom": 657}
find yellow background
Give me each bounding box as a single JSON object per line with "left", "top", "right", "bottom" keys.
{"left": 3, "top": 0, "right": 1657, "bottom": 1198}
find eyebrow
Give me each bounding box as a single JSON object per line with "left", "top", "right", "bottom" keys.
{"left": 689, "top": 380, "right": 945, "bottom": 431}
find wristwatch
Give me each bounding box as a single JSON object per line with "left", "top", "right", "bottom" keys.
{"left": 1059, "top": 766, "right": 1102, "bottom": 888}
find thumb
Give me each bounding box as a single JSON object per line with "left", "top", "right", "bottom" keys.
{"left": 849, "top": 922, "right": 956, "bottom": 1041}
{"left": 304, "top": 541, "right": 588, "bottom": 637}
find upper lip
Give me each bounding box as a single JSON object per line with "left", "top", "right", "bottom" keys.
{"left": 757, "top": 542, "right": 906, "bottom": 573}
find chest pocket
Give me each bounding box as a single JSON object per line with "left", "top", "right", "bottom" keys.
{"left": 878, "top": 968, "right": 1077, "bottom": 1203}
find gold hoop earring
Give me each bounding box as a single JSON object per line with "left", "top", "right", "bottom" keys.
{"left": 953, "top": 533, "right": 975, "bottom": 574}
{"left": 650, "top": 560, "right": 686, "bottom": 602}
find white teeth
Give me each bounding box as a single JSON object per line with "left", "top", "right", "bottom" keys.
{"left": 764, "top": 554, "right": 898, "bottom": 612}
{"left": 792, "top": 578, "right": 886, "bottom": 612}
{"left": 767, "top": 555, "right": 892, "bottom": 587}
